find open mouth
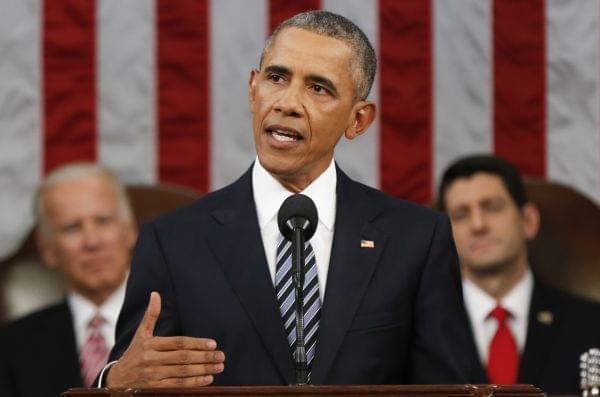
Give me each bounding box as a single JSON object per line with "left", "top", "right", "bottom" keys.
{"left": 266, "top": 126, "right": 303, "bottom": 142}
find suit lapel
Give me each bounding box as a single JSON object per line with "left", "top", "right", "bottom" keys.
{"left": 206, "top": 169, "right": 295, "bottom": 384}
{"left": 311, "top": 169, "right": 386, "bottom": 384}
{"left": 518, "top": 282, "right": 557, "bottom": 384}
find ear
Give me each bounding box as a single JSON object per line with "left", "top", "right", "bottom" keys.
{"left": 36, "top": 230, "right": 59, "bottom": 269}
{"left": 521, "top": 202, "right": 540, "bottom": 240}
{"left": 344, "top": 101, "right": 376, "bottom": 140}
{"left": 248, "top": 69, "right": 259, "bottom": 108}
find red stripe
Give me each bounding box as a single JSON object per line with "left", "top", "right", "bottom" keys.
{"left": 379, "top": 0, "right": 433, "bottom": 203}
{"left": 43, "top": 0, "right": 97, "bottom": 173}
{"left": 269, "top": 0, "right": 321, "bottom": 34}
{"left": 493, "top": 0, "right": 546, "bottom": 177}
{"left": 157, "top": 0, "right": 210, "bottom": 192}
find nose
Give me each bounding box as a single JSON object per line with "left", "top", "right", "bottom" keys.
{"left": 82, "top": 222, "right": 101, "bottom": 249}
{"left": 274, "top": 82, "right": 303, "bottom": 117}
{"left": 470, "top": 208, "right": 488, "bottom": 234}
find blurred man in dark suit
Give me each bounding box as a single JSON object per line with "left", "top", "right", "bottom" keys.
{"left": 99, "top": 10, "right": 478, "bottom": 388}
{"left": 438, "top": 154, "right": 600, "bottom": 394}
{"left": 0, "top": 163, "right": 137, "bottom": 397}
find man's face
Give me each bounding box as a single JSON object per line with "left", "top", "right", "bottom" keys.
{"left": 249, "top": 27, "right": 374, "bottom": 191}
{"left": 443, "top": 173, "right": 537, "bottom": 276}
{"left": 38, "top": 174, "right": 136, "bottom": 303}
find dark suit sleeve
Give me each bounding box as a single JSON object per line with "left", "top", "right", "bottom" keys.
{"left": 108, "top": 221, "right": 182, "bottom": 361}
{"left": 409, "top": 213, "right": 478, "bottom": 383}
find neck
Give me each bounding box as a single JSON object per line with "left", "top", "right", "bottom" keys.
{"left": 70, "top": 286, "right": 115, "bottom": 308}
{"left": 463, "top": 257, "right": 529, "bottom": 300}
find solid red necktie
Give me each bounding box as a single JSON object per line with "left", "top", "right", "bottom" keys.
{"left": 487, "top": 305, "right": 518, "bottom": 384}
{"left": 80, "top": 313, "right": 110, "bottom": 387}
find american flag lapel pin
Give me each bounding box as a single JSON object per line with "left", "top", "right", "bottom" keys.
{"left": 360, "top": 239, "right": 375, "bottom": 248}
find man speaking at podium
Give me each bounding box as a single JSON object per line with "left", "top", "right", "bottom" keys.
{"left": 101, "top": 11, "right": 477, "bottom": 388}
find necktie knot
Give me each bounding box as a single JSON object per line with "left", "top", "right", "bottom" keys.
{"left": 88, "top": 313, "right": 105, "bottom": 330}
{"left": 489, "top": 305, "right": 511, "bottom": 323}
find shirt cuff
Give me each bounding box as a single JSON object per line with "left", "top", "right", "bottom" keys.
{"left": 96, "top": 360, "right": 118, "bottom": 388}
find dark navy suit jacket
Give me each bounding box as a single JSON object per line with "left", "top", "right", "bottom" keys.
{"left": 468, "top": 280, "right": 600, "bottom": 394}
{"left": 0, "top": 302, "right": 83, "bottom": 397}
{"left": 109, "top": 166, "right": 478, "bottom": 385}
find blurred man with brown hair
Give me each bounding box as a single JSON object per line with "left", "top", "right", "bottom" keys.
{"left": 438, "top": 154, "right": 600, "bottom": 394}
{"left": 0, "top": 163, "right": 137, "bottom": 397}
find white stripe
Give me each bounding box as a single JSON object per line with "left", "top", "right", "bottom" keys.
{"left": 546, "top": 0, "right": 600, "bottom": 203}
{"left": 97, "top": 0, "right": 156, "bottom": 184}
{"left": 323, "top": 0, "right": 379, "bottom": 188}
{"left": 275, "top": 241, "right": 291, "bottom": 265}
{"left": 276, "top": 276, "right": 292, "bottom": 300}
{"left": 0, "top": 0, "right": 41, "bottom": 258}
{"left": 303, "top": 282, "right": 319, "bottom": 306}
{"left": 210, "top": 0, "right": 267, "bottom": 190}
{"left": 433, "top": 0, "right": 493, "bottom": 192}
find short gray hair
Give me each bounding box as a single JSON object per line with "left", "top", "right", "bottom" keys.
{"left": 261, "top": 10, "right": 377, "bottom": 101}
{"left": 35, "top": 163, "right": 133, "bottom": 235}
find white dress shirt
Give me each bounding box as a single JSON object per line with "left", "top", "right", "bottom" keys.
{"left": 252, "top": 157, "right": 336, "bottom": 298}
{"left": 462, "top": 269, "right": 533, "bottom": 365}
{"left": 68, "top": 281, "right": 126, "bottom": 354}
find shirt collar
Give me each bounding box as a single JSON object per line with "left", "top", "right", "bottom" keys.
{"left": 68, "top": 279, "right": 127, "bottom": 331}
{"left": 252, "top": 157, "right": 337, "bottom": 232}
{"left": 462, "top": 268, "right": 533, "bottom": 324}
{"left": 502, "top": 268, "right": 533, "bottom": 321}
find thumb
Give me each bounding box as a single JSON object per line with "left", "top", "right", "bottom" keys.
{"left": 136, "top": 291, "right": 161, "bottom": 339}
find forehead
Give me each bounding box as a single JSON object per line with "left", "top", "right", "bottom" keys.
{"left": 43, "top": 174, "right": 120, "bottom": 218}
{"left": 444, "top": 173, "right": 511, "bottom": 207}
{"left": 264, "top": 28, "right": 354, "bottom": 79}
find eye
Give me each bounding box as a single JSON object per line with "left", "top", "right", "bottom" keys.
{"left": 60, "top": 223, "right": 81, "bottom": 234}
{"left": 310, "top": 84, "right": 330, "bottom": 95}
{"left": 450, "top": 208, "right": 468, "bottom": 222}
{"left": 267, "top": 73, "right": 285, "bottom": 83}
{"left": 484, "top": 199, "right": 506, "bottom": 213}
{"left": 96, "top": 215, "right": 114, "bottom": 226}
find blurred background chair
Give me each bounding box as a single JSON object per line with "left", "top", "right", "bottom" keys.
{"left": 525, "top": 178, "right": 600, "bottom": 302}
{"left": 0, "top": 184, "right": 199, "bottom": 327}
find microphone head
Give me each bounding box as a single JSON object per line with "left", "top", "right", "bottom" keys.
{"left": 277, "top": 194, "right": 318, "bottom": 241}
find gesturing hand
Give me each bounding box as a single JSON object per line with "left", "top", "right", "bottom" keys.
{"left": 106, "top": 292, "right": 225, "bottom": 388}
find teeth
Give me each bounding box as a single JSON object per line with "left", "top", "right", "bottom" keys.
{"left": 271, "top": 130, "right": 299, "bottom": 142}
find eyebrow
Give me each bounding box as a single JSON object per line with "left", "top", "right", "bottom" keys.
{"left": 264, "top": 65, "right": 291, "bottom": 76}
{"left": 263, "top": 64, "right": 339, "bottom": 97}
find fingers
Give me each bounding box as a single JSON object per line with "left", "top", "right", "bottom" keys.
{"left": 155, "top": 375, "right": 215, "bottom": 388}
{"left": 149, "top": 363, "right": 224, "bottom": 379}
{"left": 136, "top": 292, "right": 162, "bottom": 339}
{"left": 140, "top": 349, "right": 225, "bottom": 367}
{"left": 150, "top": 336, "right": 217, "bottom": 352}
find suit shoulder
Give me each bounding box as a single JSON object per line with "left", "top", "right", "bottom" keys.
{"left": 353, "top": 180, "right": 445, "bottom": 224}
{"left": 148, "top": 173, "right": 249, "bottom": 230}
{"left": 0, "top": 302, "right": 69, "bottom": 341}
{"left": 535, "top": 280, "right": 600, "bottom": 315}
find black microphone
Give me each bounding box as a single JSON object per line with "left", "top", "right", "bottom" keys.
{"left": 277, "top": 194, "right": 318, "bottom": 385}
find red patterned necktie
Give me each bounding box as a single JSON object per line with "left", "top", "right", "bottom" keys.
{"left": 80, "top": 313, "right": 110, "bottom": 387}
{"left": 487, "top": 305, "right": 519, "bottom": 384}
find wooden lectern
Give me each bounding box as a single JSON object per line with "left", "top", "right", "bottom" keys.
{"left": 62, "top": 384, "right": 543, "bottom": 397}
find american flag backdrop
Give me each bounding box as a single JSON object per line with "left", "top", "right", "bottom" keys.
{"left": 1, "top": 0, "right": 600, "bottom": 259}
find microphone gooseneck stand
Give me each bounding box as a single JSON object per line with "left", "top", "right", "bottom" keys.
{"left": 292, "top": 222, "right": 308, "bottom": 385}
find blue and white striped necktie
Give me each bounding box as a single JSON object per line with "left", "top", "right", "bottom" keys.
{"left": 274, "top": 234, "right": 321, "bottom": 376}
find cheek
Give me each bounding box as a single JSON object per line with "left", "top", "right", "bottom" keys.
{"left": 54, "top": 237, "right": 84, "bottom": 259}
